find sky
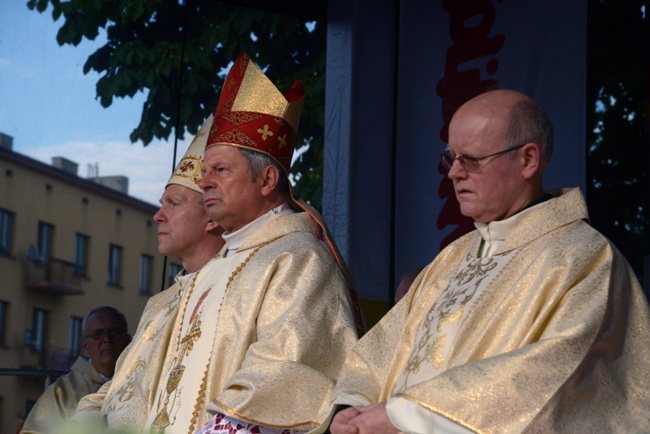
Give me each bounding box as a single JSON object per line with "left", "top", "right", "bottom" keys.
{"left": 0, "top": 2, "right": 183, "bottom": 206}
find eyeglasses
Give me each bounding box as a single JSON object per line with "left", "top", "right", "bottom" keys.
{"left": 440, "top": 143, "right": 527, "bottom": 172}
{"left": 84, "top": 328, "right": 126, "bottom": 341}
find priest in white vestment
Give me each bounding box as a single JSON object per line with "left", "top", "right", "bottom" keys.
{"left": 72, "top": 116, "right": 226, "bottom": 432}
{"left": 319, "top": 89, "right": 650, "bottom": 434}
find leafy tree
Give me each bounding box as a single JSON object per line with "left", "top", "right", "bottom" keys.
{"left": 26, "top": 0, "right": 327, "bottom": 207}
{"left": 586, "top": 0, "right": 645, "bottom": 278}
{"left": 27, "top": 0, "right": 646, "bottom": 280}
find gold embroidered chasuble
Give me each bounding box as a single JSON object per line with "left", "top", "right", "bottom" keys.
{"left": 145, "top": 253, "right": 245, "bottom": 433}
{"left": 74, "top": 211, "right": 357, "bottom": 434}
{"left": 203, "top": 211, "right": 357, "bottom": 430}
{"left": 74, "top": 273, "right": 191, "bottom": 431}
{"left": 21, "top": 356, "right": 104, "bottom": 434}
{"left": 331, "top": 188, "right": 650, "bottom": 433}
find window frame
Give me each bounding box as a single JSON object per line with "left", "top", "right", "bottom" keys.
{"left": 107, "top": 244, "right": 123, "bottom": 287}
{"left": 139, "top": 253, "right": 154, "bottom": 295}
{"left": 0, "top": 208, "right": 14, "bottom": 256}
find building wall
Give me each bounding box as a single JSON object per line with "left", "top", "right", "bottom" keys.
{"left": 0, "top": 148, "right": 173, "bottom": 433}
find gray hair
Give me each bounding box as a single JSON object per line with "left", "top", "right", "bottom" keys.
{"left": 504, "top": 100, "right": 554, "bottom": 163}
{"left": 237, "top": 148, "right": 290, "bottom": 197}
{"left": 82, "top": 306, "right": 128, "bottom": 336}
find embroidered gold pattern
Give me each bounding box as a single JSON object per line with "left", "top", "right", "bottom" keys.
{"left": 173, "top": 155, "right": 203, "bottom": 186}
{"left": 396, "top": 255, "right": 497, "bottom": 390}
{"left": 221, "top": 112, "right": 263, "bottom": 126}
{"left": 215, "top": 129, "right": 259, "bottom": 148}
{"left": 153, "top": 243, "right": 268, "bottom": 433}
{"left": 186, "top": 243, "right": 269, "bottom": 432}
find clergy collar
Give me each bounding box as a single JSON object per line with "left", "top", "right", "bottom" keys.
{"left": 222, "top": 203, "right": 294, "bottom": 257}
{"left": 474, "top": 193, "right": 553, "bottom": 256}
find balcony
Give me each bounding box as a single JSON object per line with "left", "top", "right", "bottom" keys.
{"left": 24, "top": 256, "right": 85, "bottom": 296}
{"left": 20, "top": 344, "right": 77, "bottom": 371}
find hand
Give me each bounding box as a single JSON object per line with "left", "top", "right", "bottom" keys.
{"left": 348, "top": 402, "right": 399, "bottom": 434}
{"left": 330, "top": 406, "right": 361, "bottom": 434}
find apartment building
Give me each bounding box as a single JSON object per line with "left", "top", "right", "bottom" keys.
{"left": 0, "top": 134, "right": 180, "bottom": 433}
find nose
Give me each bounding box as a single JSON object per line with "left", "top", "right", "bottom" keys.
{"left": 198, "top": 176, "right": 209, "bottom": 191}
{"left": 446, "top": 158, "right": 466, "bottom": 180}
{"left": 153, "top": 208, "right": 165, "bottom": 223}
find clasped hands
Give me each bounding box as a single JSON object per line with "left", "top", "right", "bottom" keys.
{"left": 330, "top": 402, "right": 400, "bottom": 434}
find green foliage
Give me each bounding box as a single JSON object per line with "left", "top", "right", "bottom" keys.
{"left": 26, "top": 0, "right": 327, "bottom": 209}
{"left": 586, "top": 0, "right": 645, "bottom": 276}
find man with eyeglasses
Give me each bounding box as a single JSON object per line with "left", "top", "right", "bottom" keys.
{"left": 21, "top": 306, "right": 131, "bottom": 434}
{"left": 318, "top": 89, "right": 650, "bottom": 434}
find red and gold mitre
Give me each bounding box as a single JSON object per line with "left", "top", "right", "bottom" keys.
{"left": 167, "top": 114, "right": 212, "bottom": 193}
{"left": 206, "top": 53, "right": 305, "bottom": 173}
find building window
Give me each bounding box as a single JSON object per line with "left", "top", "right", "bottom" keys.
{"left": 0, "top": 209, "right": 14, "bottom": 256}
{"left": 167, "top": 262, "right": 183, "bottom": 287}
{"left": 139, "top": 254, "right": 153, "bottom": 295}
{"left": 74, "top": 233, "right": 90, "bottom": 276}
{"left": 108, "top": 244, "right": 123, "bottom": 286}
{"left": 0, "top": 301, "right": 7, "bottom": 347}
{"left": 37, "top": 221, "right": 54, "bottom": 262}
{"left": 68, "top": 316, "right": 83, "bottom": 357}
{"left": 31, "top": 308, "right": 48, "bottom": 353}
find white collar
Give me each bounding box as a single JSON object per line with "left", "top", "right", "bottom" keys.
{"left": 222, "top": 203, "right": 294, "bottom": 257}
{"left": 473, "top": 201, "right": 544, "bottom": 257}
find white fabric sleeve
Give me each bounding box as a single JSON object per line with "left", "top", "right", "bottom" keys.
{"left": 386, "top": 397, "right": 475, "bottom": 434}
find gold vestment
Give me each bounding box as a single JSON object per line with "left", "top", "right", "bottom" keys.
{"left": 79, "top": 211, "right": 358, "bottom": 433}
{"left": 332, "top": 188, "right": 650, "bottom": 433}
{"left": 21, "top": 357, "right": 104, "bottom": 434}
{"left": 75, "top": 275, "right": 187, "bottom": 430}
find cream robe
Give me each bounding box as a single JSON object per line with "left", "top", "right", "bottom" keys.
{"left": 21, "top": 357, "right": 104, "bottom": 434}
{"left": 74, "top": 271, "right": 193, "bottom": 431}
{"left": 151, "top": 211, "right": 357, "bottom": 432}
{"left": 76, "top": 211, "right": 358, "bottom": 433}
{"left": 330, "top": 188, "right": 650, "bottom": 433}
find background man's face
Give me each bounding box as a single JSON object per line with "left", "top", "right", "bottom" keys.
{"left": 154, "top": 184, "right": 208, "bottom": 259}
{"left": 200, "top": 145, "right": 266, "bottom": 232}
{"left": 80, "top": 310, "right": 130, "bottom": 377}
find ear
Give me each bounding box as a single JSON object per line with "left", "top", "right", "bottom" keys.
{"left": 521, "top": 143, "right": 541, "bottom": 180}
{"left": 205, "top": 218, "right": 224, "bottom": 237}
{"left": 80, "top": 338, "right": 89, "bottom": 357}
{"left": 258, "top": 165, "right": 280, "bottom": 197}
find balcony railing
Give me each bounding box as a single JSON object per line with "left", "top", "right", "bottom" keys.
{"left": 20, "top": 344, "right": 77, "bottom": 371}
{"left": 24, "top": 256, "right": 85, "bottom": 295}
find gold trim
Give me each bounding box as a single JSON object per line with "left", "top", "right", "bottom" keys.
{"left": 393, "top": 393, "right": 483, "bottom": 434}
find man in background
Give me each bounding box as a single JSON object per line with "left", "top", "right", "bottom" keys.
{"left": 21, "top": 306, "right": 131, "bottom": 434}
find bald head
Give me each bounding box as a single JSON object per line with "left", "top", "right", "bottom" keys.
{"left": 455, "top": 90, "right": 554, "bottom": 167}
{"left": 446, "top": 89, "right": 552, "bottom": 222}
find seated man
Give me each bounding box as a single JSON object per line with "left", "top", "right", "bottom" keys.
{"left": 21, "top": 306, "right": 131, "bottom": 434}
{"left": 73, "top": 116, "right": 225, "bottom": 431}
{"left": 323, "top": 89, "right": 650, "bottom": 433}
{"left": 143, "top": 52, "right": 362, "bottom": 434}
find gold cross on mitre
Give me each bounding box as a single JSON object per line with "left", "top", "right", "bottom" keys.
{"left": 257, "top": 124, "right": 274, "bottom": 140}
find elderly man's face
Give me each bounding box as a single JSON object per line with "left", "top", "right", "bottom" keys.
{"left": 446, "top": 111, "right": 526, "bottom": 223}
{"left": 200, "top": 145, "right": 267, "bottom": 232}
{"left": 81, "top": 310, "right": 130, "bottom": 377}
{"left": 154, "top": 184, "right": 209, "bottom": 260}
